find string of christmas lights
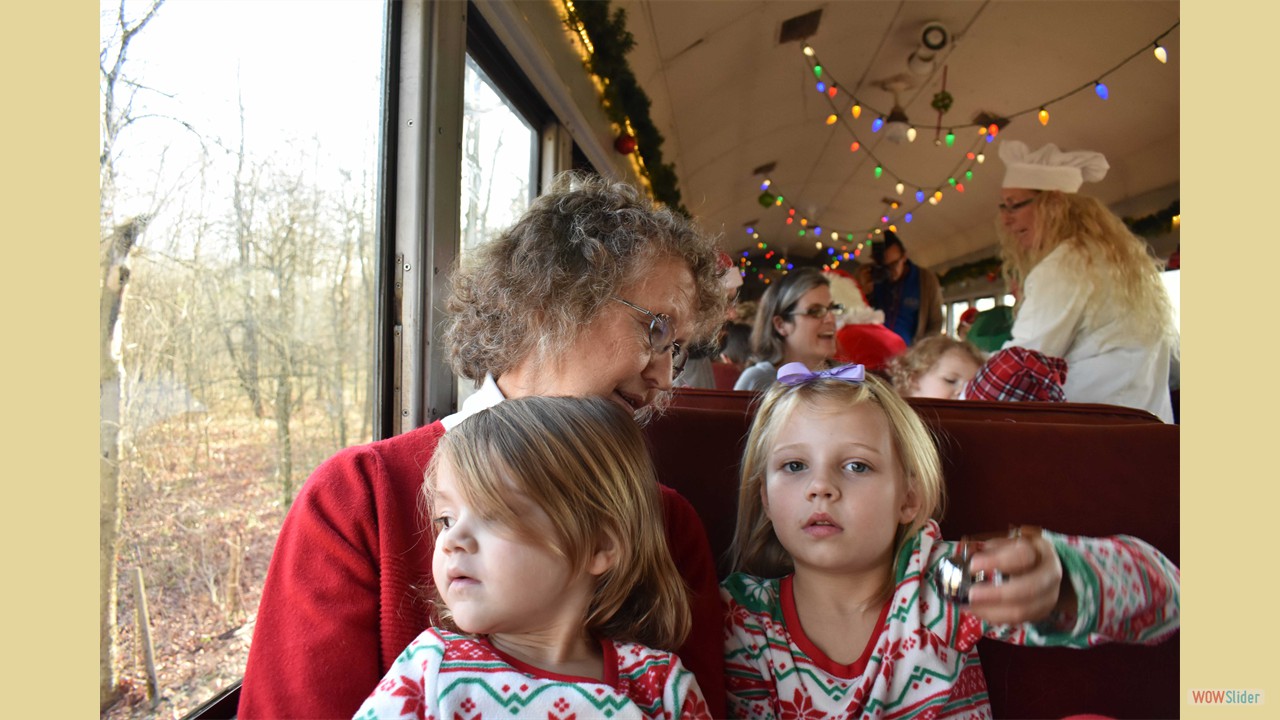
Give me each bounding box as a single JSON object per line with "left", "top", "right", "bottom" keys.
{"left": 752, "top": 20, "right": 1178, "bottom": 250}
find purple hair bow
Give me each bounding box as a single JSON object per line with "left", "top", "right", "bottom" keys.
{"left": 776, "top": 362, "right": 866, "bottom": 386}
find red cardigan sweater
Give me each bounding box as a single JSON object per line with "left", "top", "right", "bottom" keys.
{"left": 238, "top": 421, "right": 726, "bottom": 719}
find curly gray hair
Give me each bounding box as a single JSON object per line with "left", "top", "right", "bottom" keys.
{"left": 445, "top": 172, "right": 726, "bottom": 384}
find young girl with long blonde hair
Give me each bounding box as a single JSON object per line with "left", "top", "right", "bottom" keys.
{"left": 355, "top": 396, "right": 710, "bottom": 720}
{"left": 722, "top": 364, "right": 1179, "bottom": 718}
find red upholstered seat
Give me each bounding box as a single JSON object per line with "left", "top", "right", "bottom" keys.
{"left": 645, "top": 394, "right": 1178, "bottom": 719}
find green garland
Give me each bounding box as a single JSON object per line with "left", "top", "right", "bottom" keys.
{"left": 1123, "top": 200, "right": 1179, "bottom": 238}
{"left": 563, "top": 1, "right": 687, "bottom": 215}
{"left": 939, "top": 257, "right": 1003, "bottom": 287}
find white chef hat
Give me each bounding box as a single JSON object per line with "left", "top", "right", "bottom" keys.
{"left": 999, "top": 140, "right": 1109, "bottom": 193}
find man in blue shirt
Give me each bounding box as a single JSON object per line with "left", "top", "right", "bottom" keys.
{"left": 865, "top": 231, "right": 944, "bottom": 346}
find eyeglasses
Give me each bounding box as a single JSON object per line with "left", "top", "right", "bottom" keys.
{"left": 612, "top": 297, "right": 689, "bottom": 379}
{"left": 997, "top": 197, "right": 1036, "bottom": 214}
{"left": 788, "top": 302, "right": 845, "bottom": 320}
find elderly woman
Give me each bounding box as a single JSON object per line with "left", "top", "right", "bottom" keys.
{"left": 733, "top": 267, "right": 842, "bottom": 391}
{"left": 238, "top": 173, "right": 728, "bottom": 718}
{"left": 996, "top": 140, "right": 1177, "bottom": 421}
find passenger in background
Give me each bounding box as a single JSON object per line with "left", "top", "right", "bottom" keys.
{"left": 719, "top": 322, "right": 752, "bottom": 368}
{"left": 964, "top": 306, "right": 1014, "bottom": 354}
{"left": 826, "top": 269, "right": 906, "bottom": 376}
{"left": 963, "top": 346, "right": 1068, "bottom": 403}
{"left": 889, "top": 335, "right": 985, "bottom": 400}
{"left": 240, "top": 172, "right": 728, "bottom": 719}
{"left": 676, "top": 252, "right": 744, "bottom": 390}
{"left": 354, "top": 397, "right": 710, "bottom": 720}
{"left": 857, "top": 230, "right": 944, "bottom": 346}
{"left": 956, "top": 307, "right": 979, "bottom": 340}
{"left": 722, "top": 364, "right": 1180, "bottom": 719}
{"left": 734, "top": 268, "right": 840, "bottom": 391}
{"left": 996, "top": 141, "right": 1177, "bottom": 421}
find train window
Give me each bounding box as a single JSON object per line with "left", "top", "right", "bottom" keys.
{"left": 456, "top": 53, "right": 537, "bottom": 408}
{"left": 974, "top": 296, "right": 997, "bottom": 312}
{"left": 99, "top": 1, "right": 386, "bottom": 716}
{"left": 460, "top": 53, "right": 537, "bottom": 255}
{"left": 1002, "top": 293, "right": 1016, "bottom": 306}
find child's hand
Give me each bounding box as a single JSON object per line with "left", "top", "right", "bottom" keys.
{"left": 965, "top": 530, "right": 1073, "bottom": 625}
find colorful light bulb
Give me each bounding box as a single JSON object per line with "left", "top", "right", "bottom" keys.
{"left": 849, "top": 141, "right": 860, "bottom": 152}
{"left": 1095, "top": 82, "right": 1109, "bottom": 100}
{"left": 828, "top": 85, "right": 838, "bottom": 98}
{"left": 803, "top": 44, "right": 814, "bottom": 57}
{"left": 852, "top": 103, "right": 862, "bottom": 119}
{"left": 816, "top": 81, "right": 826, "bottom": 93}
{"left": 826, "top": 114, "right": 838, "bottom": 125}
{"left": 946, "top": 130, "right": 955, "bottom": 147}
{"left": 895, "top": 182, "right": 905, "bottom": 195}
{"left": 813, "top": 65, "right": 823, "bottom": 78}
{"left": 907, "top": 127, "right": 918, "bottom": 142}
{"left": 874, "top": 165, "right": 883, "bottom": 179}
{"left": 976, "top": 153, "right": 985, "bottom": 164}
{"left": 872, "top": 117, "right": 884, "bottom": 132}
{"left": 1154, "top": 45, "right": 1167, "bottom": 63}
{"left": 905, "top": 212, "right": 913, "bottom": 223}
{"left": 915, "top": 190, "right": 925, "bottom": 203}
{"left": 1038, "top": 108, "right": 1049, "bottom": 126}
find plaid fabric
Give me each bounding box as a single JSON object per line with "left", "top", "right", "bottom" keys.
{"left": 964, "top": 346, "right": 1068, "bottom": 402}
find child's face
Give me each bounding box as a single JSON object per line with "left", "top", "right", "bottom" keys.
{"left": 762, "top": 398, "right": 920, "bottom": 578}
{"left": 912, "top": 348, "right": 981, "bottom": 400}
{"left": 431, "top": 457, "right": 595, "bottom": 637}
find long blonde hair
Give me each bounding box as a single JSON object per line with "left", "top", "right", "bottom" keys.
{"left": 729, "top": 373, "right": 945, "bottom": 591}
{"left": 424, "top": 396, "right": 690, "bottom": 650}
{"left": 998, "top": 191, "right": 1176, "bottom": 346}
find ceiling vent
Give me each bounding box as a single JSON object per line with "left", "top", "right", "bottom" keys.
{"left": 778, "top": 9, "right": 823, "bottom": 44}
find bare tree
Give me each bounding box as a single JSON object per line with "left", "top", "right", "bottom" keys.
{"left": 99, "top": 0, "right": 165, "bottom": 709}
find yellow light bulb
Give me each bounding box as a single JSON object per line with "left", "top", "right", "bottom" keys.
{"left": 1154, "top": 45, "right": 1167, "bottom": 63}
{"left": 815, "top": 241, "right": 822, "bottom": 249}
{"left": 1038, "top": 108, "right": 1049, "bottom": 126}
{"left": 826, "top": 114, "right": 837, "bottom": 125}
{"left": 852, "top": 104, "right": 862, "bottom": 119}
{"left": 934, "top": 190, "right": 943, "bottom": 201}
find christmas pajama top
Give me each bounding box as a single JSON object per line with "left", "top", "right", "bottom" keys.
{"left": 352, "top": 628, "right": 711, "bottom": 720}
{"left": 721, "top": 520, "right": 1180, "bottom": 719}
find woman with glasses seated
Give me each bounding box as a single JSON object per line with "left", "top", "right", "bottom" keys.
{"left": 238, "top": 172, "right": 730, "bottom": 719}
{"left": 996, "top": 141, "right": 1177, "bottom": 422}
{"left": 734, "top": 267, "right": 843, "bottom": 392}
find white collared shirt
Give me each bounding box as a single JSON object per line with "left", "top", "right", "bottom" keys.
{"left": 440, "top": 374, "right": 506, "bottom": 431}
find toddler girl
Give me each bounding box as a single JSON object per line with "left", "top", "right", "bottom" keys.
{"left": 722, "top": 363, "right": 1179, "bottom": 719}
{"left": 889, "top": 335, "right": 985, "bottom": 400}
{"left": 355, "top": 396, "right": 710, "bottom": 720}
